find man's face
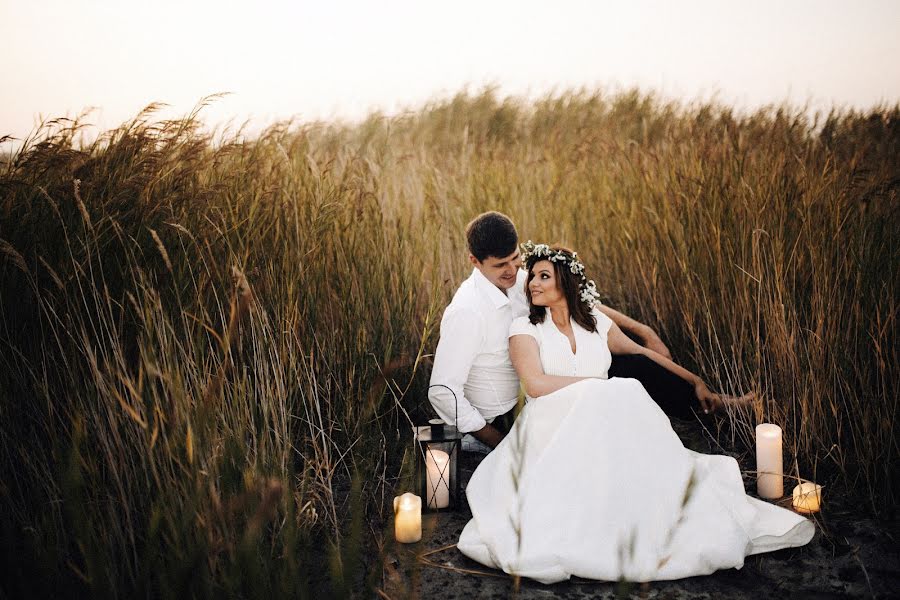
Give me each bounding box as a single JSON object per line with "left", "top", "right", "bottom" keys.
{"left": 471, "top": 248, "right": 522, "bottom": 292}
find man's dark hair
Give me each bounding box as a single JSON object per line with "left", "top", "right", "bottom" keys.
{"left": 465, "top": 211, "right": 518, "bottom": 262}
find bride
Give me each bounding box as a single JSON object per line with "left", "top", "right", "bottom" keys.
{"left": 457, "top": 242, "right": 814, "bottom": 584}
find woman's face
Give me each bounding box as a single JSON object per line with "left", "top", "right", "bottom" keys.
{"left": 528, "top": 259, "right": 564, "bottom": 307}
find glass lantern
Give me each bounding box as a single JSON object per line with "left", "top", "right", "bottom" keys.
{"left": 414, "top": 418, "right": 462, "bottom": 511}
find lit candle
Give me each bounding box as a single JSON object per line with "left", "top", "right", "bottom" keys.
{"left": 393, "top": 492, "right": 421, "bottom": 543}
{"left": 425, "top": 449, "right": 451, "bottom": 509}
{"left": 792, "top": 482, "right": 822, "bottom": 514}
{"left": 756, "top": 423, "right": 783, "bottom": 499}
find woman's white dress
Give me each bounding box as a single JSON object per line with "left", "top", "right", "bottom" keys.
{"left": 457, "top": 309, "right": 814, "bottom": 584}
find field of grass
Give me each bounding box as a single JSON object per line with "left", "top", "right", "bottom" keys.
{"left": 1, "top": 89, "right": 897, "bottom": 597}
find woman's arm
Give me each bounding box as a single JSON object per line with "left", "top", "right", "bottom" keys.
{"left": 509, "top": 334, "right": 591, "bottom": 397}
{"left": 597, "top": 304, "right": 672, "bottom": 360}
{"left": 606, "top": 321, "right": 719, "bottom": 412}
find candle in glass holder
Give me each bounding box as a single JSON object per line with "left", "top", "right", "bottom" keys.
{"left": 425, "top": 449, "right": 450, "bottom": 509}
{"left": 756, "top": 423, "right": 783, "bottom": 499}
{"left": 792, "top": 482, "right": 822, "bottom": 514}
{"left": 393, "top": 492, "right": 421, "bottom": 543}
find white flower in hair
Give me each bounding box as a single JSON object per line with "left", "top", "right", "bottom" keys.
{"left": 580, "top": 279, "right": 601, "bottom": 306}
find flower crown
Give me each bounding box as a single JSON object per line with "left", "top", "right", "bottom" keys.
{"left": 520, "top": 241, "right": 601, "bottom": 308}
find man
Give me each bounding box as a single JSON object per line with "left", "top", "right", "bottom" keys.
{"left": 429, "top": 211, "right": 693, "bottom": 452}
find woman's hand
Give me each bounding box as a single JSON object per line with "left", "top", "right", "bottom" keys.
{"left": 693, "top": 380, "right": 722, "bottom": 414}
{"left": 608, "top": 321, "right": 735, "bottom": 416}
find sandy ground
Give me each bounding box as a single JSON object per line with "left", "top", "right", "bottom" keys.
{"left": 382, "top": 419, "right": 899, "bottom": 599}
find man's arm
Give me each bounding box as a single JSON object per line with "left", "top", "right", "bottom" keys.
{"left": 428, "top": 306, "right": 490, "bottom": 435}
{"left": 469, "top": 423, "right": 505, "bottom": 448}
{"left": 596, "top": 304, "right": 672, "bottom": 360}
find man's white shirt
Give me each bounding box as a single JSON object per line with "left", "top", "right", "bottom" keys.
{"left": 428, "top": 268, "right": 529, "bottom": 433}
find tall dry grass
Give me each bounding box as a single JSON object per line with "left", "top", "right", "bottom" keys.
{"left": 0, "top": 89, "right": 897, "bottom": 596}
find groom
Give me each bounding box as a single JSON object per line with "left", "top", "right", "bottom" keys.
{"left": 428, "top": 211, "right": 702, "bottom": 451}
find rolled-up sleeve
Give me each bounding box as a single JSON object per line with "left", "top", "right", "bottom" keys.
{"left": 428, "top": 305, "right": 487, "bottom": 433}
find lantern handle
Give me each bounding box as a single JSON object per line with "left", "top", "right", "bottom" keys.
{"left": 427, "top": 384, "right": 458, "bottom": 431}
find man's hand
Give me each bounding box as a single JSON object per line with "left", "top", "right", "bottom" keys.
{"left": 471, "top": 423, "right": 505, "bottom": 449}
{"left": 643, "top": 329, "right": 672, "bottom": 360}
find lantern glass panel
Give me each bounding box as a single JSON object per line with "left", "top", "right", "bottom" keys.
{"left": 414, "top": 424, "right": 462, "bottom": 511}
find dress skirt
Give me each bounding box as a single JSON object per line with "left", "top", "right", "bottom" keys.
{"left": 458, "top": 378, "right": 815, "bottom": 584}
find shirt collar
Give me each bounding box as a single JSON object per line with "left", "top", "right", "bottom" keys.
{"left": 471, "top": 267, "right": 511, "bottom": 308}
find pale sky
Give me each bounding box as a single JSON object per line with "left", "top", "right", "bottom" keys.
{"left": 2, "top": 0, "right": 899, "bottom": 143}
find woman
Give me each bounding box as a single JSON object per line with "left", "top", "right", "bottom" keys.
{"left": 457, "top": 242, "right": 814, "bottom": 584}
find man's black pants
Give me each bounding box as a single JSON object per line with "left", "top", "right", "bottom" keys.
{"left": 607, "top": 354, "right": 700, "bottom": 420}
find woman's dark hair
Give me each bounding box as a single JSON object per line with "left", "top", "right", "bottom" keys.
{"left": 466, "top": 211, "right": 518, "bottom": 262}
{"left": 525, "top": 246, "right": 597, "bottom": 333}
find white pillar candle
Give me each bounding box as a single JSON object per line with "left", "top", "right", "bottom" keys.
{"left": 792, "top": 482, "right": 822, "bottom": 514}
{"left": 393, "top": 492, "right": 421, "bottom": 543}
{"left": 425, "top": 449, "right": 451, "bottom": 509}
{"left": 756, "top": 423, "right": 783, "bottom": 499}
